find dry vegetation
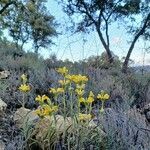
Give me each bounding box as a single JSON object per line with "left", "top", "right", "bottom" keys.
{"left": 0, "top": 40, "right": 150, "bottom": 150}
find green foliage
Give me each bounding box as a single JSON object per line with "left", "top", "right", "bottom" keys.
{"left": 85, "top": 52, "right": 122, "bottom": 69}
{"left": 0, "top": 0, "right": 57, "bottom": 53}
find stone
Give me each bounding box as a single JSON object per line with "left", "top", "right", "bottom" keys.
{"left": 13, "top": 107, "right": 39, "bottom": 128}
{"left": 0, "top": 141, "right": 5, "bottom": 150}
{"left": 34, "top": 115, "right": 72, "bottom": 140}
{"left": 144, "top": 103, "right": 150, "bottom": 111}
{"left": 0, "top": 98, "right": 7, "bottom": 114}
{"left": 0, "top": 70, "right": 10, "bottom": 79}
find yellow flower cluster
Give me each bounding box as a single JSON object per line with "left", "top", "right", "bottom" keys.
{"left": 19, "top": 84, "right": 31, "bottom": 92}
{"left": 75, "top": 88, "right": 84, "bottom": 97}
{"left": 35, "top": 95, "right": 50, "bottom": 103}
{"left": 35, "top": 95, "right": 58, "bottom": 117}
{"left": 33, "top": 67, "right": 110, "bottom": 121}
{"left": 97, "top": 90, "right": 110, "bottom": 101}
{"left": 97, "top": 90, "right": 110, "bottom": 112}
{"left": 56, "top": 67, "right": 96, "bottom": 120}
{"left": 57, "top": 67, "right": 68, "bottom": 76}
{"left": 49, "top": 87, "right": 64, "bottom": 94}
{"left": 58, "top": 79, "right": 70, "bottom": 86}
{"left": 87, "top": 91, "right": 94, "bottom": 103}
{"left": 66, "top": 74, "right": 88, "bottom": 84}
{"left": 19, "top": 74, "right": 31, "bottom": 93}
{"left": 78, "top": 113, "right": 92, "bottom": 121}
{"left": 79, "top": 91, "right": 94, "bottom": 104}
{"left": 35, "top": 104, "right": 58, "bottom": 117}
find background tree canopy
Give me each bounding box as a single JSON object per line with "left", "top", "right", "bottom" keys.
{"left": 0, "top": 0, "right": 57, "bottom": 53}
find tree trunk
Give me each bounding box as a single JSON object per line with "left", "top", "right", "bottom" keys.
{"left": 122, "top": 13, "right": 150, "bottom": 73}
{"left": 122, "top": 43, "right": 135, "bottom": 73}
{"left": 96, "top": 27, "right": 114, "bottom": 63}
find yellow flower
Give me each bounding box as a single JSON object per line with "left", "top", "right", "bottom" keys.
{"left": 78, "top": 113, "right": 92, "bottom": 121}
{"left": 65, "top": 74, "right": 72, "bottom": 80}
{"left": 69, "top": 74, "right": 88, "bottom": 84}
{"left": 35, "top": 108, "right": 45, "bottom": 117}
{"left": 97, "top": 91, "right": 110, "bottom": 101}
{"left": 35, "top": 95, "right": 50, "bottom": 103}
{"left": 56, "top": 67, "right": 68, "bottom": 75}
{"left": 21, "top": 74, "right": 27, "bottom": 84}
{"left": 86, "top": 91, "right": 94, "bottom": 104}
{"left": 19, "top": 84, "right": 30, "bottom": 92}
{"left": 75, "top": 89, "right": 84, "bottom": 96}
{"left": 35, "top": 104, "right": 58, "bottom": 117}
{"left": 58, "top": 79, "right": 70, "bottom": 86}
{"left": 89, "top": 91, "right": 94, "bottom": 97}
{"left": 79, "top": 97, "right": 86, "bottom": 103}
{"left": 49, "top": 87, "right": 64, "bottom": 94}
{"left": 87, "top": 96, "right": 94, "bottom": 104}
{"left": 43, "top": 105, "right": 53, "bottom": 116}
{"left": 57, "top": 88, "right": 65, "bottom": 93}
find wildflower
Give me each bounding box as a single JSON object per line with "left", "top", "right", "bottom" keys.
{"left": 87, "top": 96, "right": 94, "bottom": 104}
{"left": 73, "top": 74, "right": 88, "bottom": 84}
{"left": 42, "top": 105, "right": 54, "bottom": 116}
{"left": 97, "top": 91, "right": 110, "bottom": 113}
{"left": 56, "top": 67, "right": 68, "bottom": 76}
{"left": 49, "top": 87, "right": 64, "bottom": 94}
{"left": 89, "top": 91, "right": 94, "bottom": 98}
{"left": 75, "top": 88, "right": 84, "bottom": 97}
{"left": 86, "top": 91, "right": 94, "bottom": 104}
{"left": 35, "top": 95, "right": 50, "bottom": 103}
{"left": 19, "top": 84, "right": 30, "bottom": 92}
{"left": 97, "top": 90, "right": 110, "bottom": 101}
{"left": 78, "top": 113, "right": 92, "bottom": 121}
{"left": 21, "top": 74, "right": 27, "bottom": 84}
{"left": 65, "top": 74, "right": 72, "bottom": 80}
{"left": 58, "top": 79, "right": 70, "bottom": 86}
{"left": 35, "top": 104, "right": 58, "bottom": 117}
{"left": 79, "top": 97, "right": 86, "bottom": 103}
{"left": 35, "top": 108, "right": 45, "bottom": 118}
{"left": 70, "top": 74, "right": 88, "bottom": 84}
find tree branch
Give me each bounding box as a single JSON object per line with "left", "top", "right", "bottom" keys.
{"left": 80, "top": 1, "right": 97, "bottom": 25}
{"left": 102, "top": 14, "right": 110, "bottom": 47}
{"left": 0, "top": 1, "right": 16, "bottom": 14}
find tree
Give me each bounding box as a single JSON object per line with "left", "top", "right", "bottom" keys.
{"left": 59, "top": 0, "right": 122, "bottom": 63}
{"left": 120, "top": 0, "right": 150, "bottom": 73}
{"left": 0, "top": 0, "right": 57, "bottom": 53}
{"left": 59, "top": 0, "right": 150, "bottom": 73}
